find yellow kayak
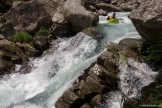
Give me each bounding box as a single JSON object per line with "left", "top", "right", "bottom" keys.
{"left": 108, "top": 18, "right": 119, "bottom": 23}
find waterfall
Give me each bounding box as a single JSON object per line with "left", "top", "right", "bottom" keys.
{"left": 100, "top": 59, "right": 158, "bottom": 108}
{"left": 0, "top": 12, "right": 144, "bottom": 108}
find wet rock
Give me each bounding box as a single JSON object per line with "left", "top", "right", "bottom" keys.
{"left": 64, "top": 0, "right": 98, "bottom": 34}
{"left": 129, "top": 0, "right": 162, "bottom": 42}
{"left": 0, "top": 38, "right": 27, "bottom": 76}
{"left": 33, "top": 36, "right": 49, "bottom": 51}
{"left": 0, "top": 58, "right": 14, "bottom": 71}
{"left": 0, "top": 39, "right": 29, "bottom": 75}
{"left": 82, "top": 27, "right": 104, "bottom": 40}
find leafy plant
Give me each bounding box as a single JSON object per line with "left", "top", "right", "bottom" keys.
{"left": 13, "top": 32, "right": 33, "bottom": 43}
{"left": 0, "top": 4, "right": 5, "bottom": 13}
{"left": 36, "top": 27, "right": 51, "bottom": 36}
{"left": 108, "top": 18, "right": 119, "bottom": 24}
{"left": 144, "top": 40, "right": 162, "bottom": 61}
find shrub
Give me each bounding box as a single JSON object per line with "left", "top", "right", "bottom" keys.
{"left": 0, "top": 4, "right": 5, "bottom": 13}
{"left": 13, "top": 32, "right": 33, "bottom": 43}
{"left": 144, "top": 40, "right": 162, "bottom": 61}
{"left": 36, "top": 27, "right": 51, "bottom": 36}
{"left": 108, "top": 18, "right": 119, "bottom": 23}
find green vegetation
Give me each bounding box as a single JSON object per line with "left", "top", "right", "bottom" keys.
{"left": 13, "top": 32, "right": 33, "bottom": 43}
{"left": 0, "top": 4, "right": 5, "bottom": 13}
{"left": 36, "top": 27, "right": 51, "bottom": 36}
{"left": 108, "top": 18, "right": 119, "bottom": 23}
{"left": 144, "top": 40, "right": 162, "bottom": 61}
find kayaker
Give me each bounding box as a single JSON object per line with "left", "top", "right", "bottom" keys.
{"left": 112, "top": 12, "right": 116, "bottom": 19}
{"left": 107, "top": 12, "right": 116, "bottom": 20}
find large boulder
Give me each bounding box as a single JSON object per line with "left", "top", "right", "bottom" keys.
{"left": 64, "top": 0, "right": 98, "bottom": 34}
{"left": 0, "top": 0, "right": 63, "bottom": 35}
{"left": 129, "top": 0, "right": 162, "bottom": 42}
{"left": 0, "top": 39, "right": 29, "bottom": 76}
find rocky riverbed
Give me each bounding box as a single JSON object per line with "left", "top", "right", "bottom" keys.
{"left": 0, "top": 0, "right": 162, "bottom": 108}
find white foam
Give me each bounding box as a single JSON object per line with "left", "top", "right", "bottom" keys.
{"left": 119, "top": 58, "right": 158, "bottom": 98}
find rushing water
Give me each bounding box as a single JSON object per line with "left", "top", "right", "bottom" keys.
{"left": 0, "top": 12, "right": 148, "bottom": 108}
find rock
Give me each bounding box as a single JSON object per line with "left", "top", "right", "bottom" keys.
{"left": 0, "top": 58, "right": 14, "bottom": 71}
{"left": 0, "top": 0, "right": 12, "bottom": 13}
{"left": 0, "top": 50, "right": 11, "bottom": 61}
{"left": 88, "top": 5, "right": 97, "bottom": 12}
{"left": 51, "top": 12, "right": 72, "bottom": 37}
{"left": 119, "top": 38, "right": 143, "bottom": 53}
{"left": 0, "top": 39, "right": 29, "bottom": 74}
{"left": 16, "top": 43, "right": 40, "bottom": 57}
{"left": 82, "top": 27, "right": 104, "bottom": 39}
{"left": 97, "top": 51, "right": 119, "bottom": 70}
{"left": 95, "top": 3, "right": 122, "bottom": 12}
{"left": 55, "top": 98, "right": 71, "bottom": 108}
{"left": 0, "top": 23, "right": 15, "bottom": 40}
{"left": 90, "top": 94, "right": 103, "bottom": 106}
{"left": 97, "top": 9, "right": 107, "bottom": 16}
{"left": 99, "top": 0, "right": 112, "bottom": 3}
{"left": 118, "top": 38, "right": 143, "bottom": 61}
{"left": 0, "top": 34, "right": 5, "bottom": 40}
{"left": 64, "top": 0, "right": 98, "bottom": 34}
{"left": 1, "top": 0, "right": 59, "bottom": 34}
{"left": 119, "top": 2, "right": 136, "bottom": 11}
{"left": 129, "top": 0, "right": 162, "bottom": 42}
{"left": 52, "top": 12, "right": 65, "bottom": 24}
{"left": 33, "top": 36, "right": 49, "bottom": 51}
{"left": 61, "top": 89, "right": 79, "bottom": 104}
{"left": 80, "top": 103, "right": 91, "bottom": 108}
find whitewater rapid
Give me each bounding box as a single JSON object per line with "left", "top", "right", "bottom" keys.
{"left": 0, "top": 12, "right": 148, "bottom": 108}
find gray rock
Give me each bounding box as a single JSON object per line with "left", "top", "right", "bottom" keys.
{"left": 0, "top": 34, "right": 5, "bottom": 40}
{"left": 0, "top": 23, "right": 15, "bottom": 40}
{"left": 96, "top": 3, "right": 122, "bottom": 12}
{"left": 64, "top": 0, "right": 98, "bottom": 34}
{"left": 0, "top": 39, "right": 29, "bottom": 76}
{"left": 129, "top": 0, "right": 162, "bottom": 42}
{"left": 33, "top": 36, "right": 49, "bottom": 50}
{"left": 16, "top": 43, "right": 40, "bottom": 57}
{"left": 51, "top": 12, "right": 72, "bottom": 37}
{"left": 1, "top": 0, "right": 60, "bottom": 34}
{"left": 97, "top": 9, "right": 107, "bottom": 16}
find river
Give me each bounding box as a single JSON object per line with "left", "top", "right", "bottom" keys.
{"left": 0, "top": 12, "right": 156, "bottom": 108}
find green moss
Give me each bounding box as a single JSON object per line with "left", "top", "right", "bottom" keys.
{"left": 36, "top": 27, "right": 51, "bottom": 37}
{"left": 144, "top": 40, "right": 162, "bottom": 61}
{"left": 13, "top": 32, "right": 33, "bottom": 43}
{"left": 108, "top": 18, "right": 119, "bottom": 24}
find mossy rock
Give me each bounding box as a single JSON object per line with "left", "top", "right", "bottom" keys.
{"left": 108, "top": 18, "right": 119, "bottom": 24}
